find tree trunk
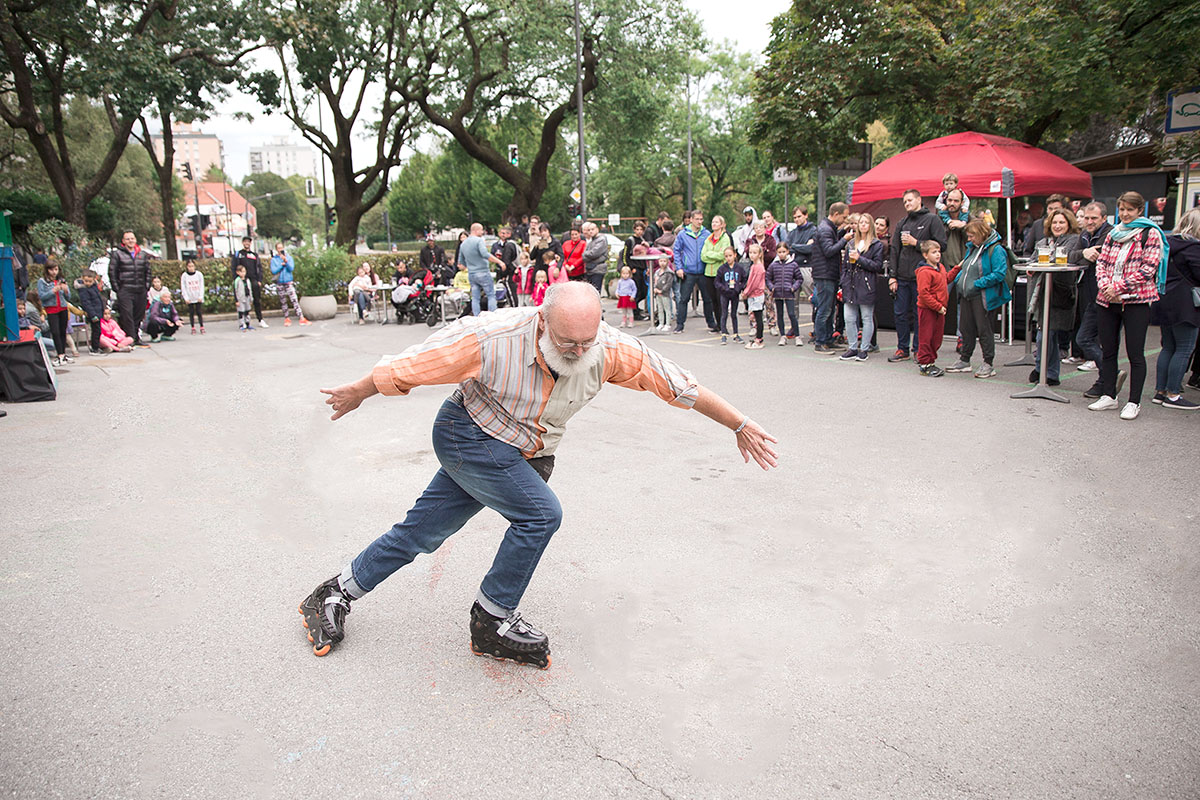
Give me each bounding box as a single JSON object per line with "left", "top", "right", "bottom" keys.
{"left": 140, "top": 110, "right": 179, "bottom": 259}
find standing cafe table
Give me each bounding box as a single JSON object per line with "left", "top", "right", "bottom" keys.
{"left": 629, "top": 253, "right": 666, "bottom": 337}
{"left": 1010, "top": 261, "right": 1083, "bottom": 404}
{"left": 370, "top": 284, "right": 396, "bottom": 324}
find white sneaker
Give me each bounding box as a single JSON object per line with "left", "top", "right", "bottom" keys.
{"left": 778, "top": 336, "right": 787, "bottom": 347}
{"left": 258, "top": 319, "right": 269, "bottom": 328}
{"left": 1077, "top": 360, "right": 1097, "bottom": 371}
{"left": 1119, "top": 402, "right": 1140, "bottom": 420}
{"left": 1088, "top": 395, "right": 1119, "bottom": 411}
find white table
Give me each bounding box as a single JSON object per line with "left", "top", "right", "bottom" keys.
{"left": 370, "top": 284, "right": 396, "bottom": 324}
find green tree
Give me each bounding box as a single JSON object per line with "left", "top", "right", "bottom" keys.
{"left": 750, "top": 0, "right": 1200, "bottom": 169}
{"left": 258, "top": 0, "right": 421, "bottom": 253}
{"left": 241, "top": 171, "right": 304, "bottom": 240}
{"left": 399, "top": 0, "right": 700, "bottom": 222}
{"left": 0, "top": 0, "right": 253, "bottom": 234}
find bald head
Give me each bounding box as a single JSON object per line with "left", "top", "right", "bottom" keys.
{"left": 540, "top": 282, "right": 602, "bottom": 355}
{"left": 470, "top": 222, "right": 484, "bottom": 236}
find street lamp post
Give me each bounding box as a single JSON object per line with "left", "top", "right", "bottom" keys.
{"left": 572, "top": 0, "right": 586, "bottom": 220}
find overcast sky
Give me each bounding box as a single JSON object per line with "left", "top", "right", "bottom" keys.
{"left": 210, "top": 0, "right": 792, "bottom": 182}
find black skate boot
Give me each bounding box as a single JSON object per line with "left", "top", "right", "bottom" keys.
{"left": 469, "top": 602, "right": 551, "bottom": 669}
{"left": 298, "top": 576, "right": 351, "bottom": 657}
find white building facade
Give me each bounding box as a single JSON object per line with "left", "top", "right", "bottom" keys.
{"left": 249, "top": 137, "right": 318, "bottom": 180}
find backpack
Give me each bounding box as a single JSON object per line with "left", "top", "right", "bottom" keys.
{"left": 996, "top": 242, "right": 1020, "bottom": 292}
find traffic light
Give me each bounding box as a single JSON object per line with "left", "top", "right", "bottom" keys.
{"left": 304, "top": 178, "right": 314, "bottom": 196}
{"left": 180, "top": 162, "right": 193, "bottom": 181}
{"left": 326, "top": 207, "right": 337, "bottom": 227}
{"left": 507, "top": 144, "right": 518, "bottom": 167}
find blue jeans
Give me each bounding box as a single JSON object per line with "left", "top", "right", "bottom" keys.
{"left": 844, "top": 302, "right": 875, "bottom": 353}
{"left": 813, "top": 278, "right": 838, "bottom": 345}
{"left": 1156, "top": 322, "right": 1199, "bottom": 394}
{"left": 894, "top": 279, "right": 919, "bottom": 353}
{"left": 469, "top": 272, "right": 496, "bottom": 316}
{"left": 353, "top": 290, "right": 371, "bottom": 319}
{"left": 1075, "top": 297, "right": 1101, "bottom": 363}
{"left": 346, "top": 398, "right": 563, "bottom": 612}
{"left": 1034, "top": 329, "right": 1063, "bottom": 380}
{"left": 675, "top": 272, "right": 703, "bottom": 331}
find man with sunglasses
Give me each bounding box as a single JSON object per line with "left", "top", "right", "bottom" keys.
{"left": 301, "top": 282, "right": 778, "bottom": 668}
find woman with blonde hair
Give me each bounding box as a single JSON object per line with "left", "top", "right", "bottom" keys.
{"left": 838, "top": 212, "right": 884, "bottom": 361}
{"left": 1149, "top": 207, "right": 1200, "bottom": 409}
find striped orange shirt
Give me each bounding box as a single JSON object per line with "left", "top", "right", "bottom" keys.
{"left": 371, "top": 307, "right": 699, "bottom": 457}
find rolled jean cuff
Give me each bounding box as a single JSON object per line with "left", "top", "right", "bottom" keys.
{"left": 475, "top": 588, "right": 510, "bottom": 617}
{"left": 339, "top": 563, "right": 367, "bottom": 599}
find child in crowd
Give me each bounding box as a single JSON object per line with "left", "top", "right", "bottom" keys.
{"left": 652, "top": 256, "right": 675, "bottom": 330}
{"left": 935, "top": 172, "right": 970, "bottom": 215}
{"left": 616, "top": 266, "right": 637, "bottom": 327}
{"left": 76, "top": 269, "right": 106, "bottom": 355}
{"left": 99, "top": 307, "right": 133, "bottom": 352}
{"left": 515, "top": 250, "right": 535, "bottom": 306}
{"left": 180, "top": 259, "right": 206, "bottom": 334}
{"left": 146, "top": 289, "right": 182, "bottom": 341}
{"left": 914, "top": 240, "right": 961, "bottom": 376}
{"left": 38, "top": 260, "right": 73, "bottom": 365}
{"left": 147, "top": 276, "right": 164, "bottom": 309}
{"left": 715, "top": 247, "right": 747, "bottom": 345}
{"left": 543, "top": 250, "right": 568, "bottom": 285}
{"left": 234, "top": 264, "right": 254, "bottom": 332}
{"left": 741, "top": 243, "right": 767, "bottom": 349}
{"left": 15, "top": 298, "right": 37, "bottom": 331}
{"left": 765, "top": 242, "right": 803, "bottom": 345}
{"left": 532, "top": 269, "right": 549, "bottom": 306}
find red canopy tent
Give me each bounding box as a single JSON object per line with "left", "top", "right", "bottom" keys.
{"left": 847, "top": 132, "right": 1093, "bottom": 204}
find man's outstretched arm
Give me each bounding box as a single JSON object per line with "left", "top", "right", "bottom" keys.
{"left": 692, "top": 386, "right": 778, "bottom": 471}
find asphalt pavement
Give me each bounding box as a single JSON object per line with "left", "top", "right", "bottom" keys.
{"left": 3, "top": 303, "right": 1198, "bottom": 799}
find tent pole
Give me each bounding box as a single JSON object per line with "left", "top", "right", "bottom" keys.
{"left": 1005, "top": 197, "right": 1013, "bottom": 344}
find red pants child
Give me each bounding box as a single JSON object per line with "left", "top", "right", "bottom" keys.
{"left": 916, "top": 307, "right": 944, "bottom": 365}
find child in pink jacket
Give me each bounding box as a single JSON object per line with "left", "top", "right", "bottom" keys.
{"left": 99, "top": 307, "right": 133, "bottom": 352}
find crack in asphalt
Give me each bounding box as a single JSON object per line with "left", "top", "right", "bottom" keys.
{"left": 519, "top": 673, "right": 675, "bottom": 799}
{"left": 879, "top": 737, "right": 915, "bottom": 760}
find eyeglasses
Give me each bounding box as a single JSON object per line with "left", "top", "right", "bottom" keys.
{"left": 546, "top": 326, "right": 599, "bottom": 351}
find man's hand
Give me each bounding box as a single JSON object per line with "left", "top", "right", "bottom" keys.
{"left": 736, "top": 420, "right": 778, "bottom": 471}
{"left": 320, "top": 375, "right": 379, "bottom": 421}
{"left": 1082, "top": 246, "right": 1099, "bottom": 262}
{"left": 888, "top": 278, "right": 898, "bottom": 293}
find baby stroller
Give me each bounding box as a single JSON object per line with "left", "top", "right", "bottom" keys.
{"left": 392, "top": 281, "right": 432, "bottom": 324}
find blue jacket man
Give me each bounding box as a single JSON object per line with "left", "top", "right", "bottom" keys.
{"left": 672, "top": 213, "right": 716, "bottom": 332}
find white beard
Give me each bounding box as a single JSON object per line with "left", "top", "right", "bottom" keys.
{"left": 539, "top": 330, "right": 604, "bottom": 377}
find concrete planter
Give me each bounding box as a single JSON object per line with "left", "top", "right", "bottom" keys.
{"left": 299, "top": 294, "right": 337, "bottom": 320}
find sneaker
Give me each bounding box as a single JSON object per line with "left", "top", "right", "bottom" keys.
{"left": 1163, "top": 395, "right": 1200, "bottom": 410}
{"left": 856, "top": 350, "right": 869, "bottom": 362}
{"left": 87, "top": 347, "right": 104, "bottom": 355}
{"left": 161, "top": 335, "right": 175, "bottom": 342}
{"left": 795, "top": 337, "right": 804, "bottom": 347}
{"left": 720, "top": 335, "right": 728, "bottom": 345}
{"left": 946, "top": 360, "right": 972, "bottom": 373}
{"left": 918, "top": 363, "right": 945, "bottom": 377}
{"left": 200, "top": 327, "right": 205, "bottom": 335}
{"left": 299, "top": 317, "right": 312, "bottom": 326}
{"left": 1088, "top": 395, "right": 1119, "bottom": 411}
{"left": 51, "top": 355, "right": 61, "bottom": 366}
{"left": 190, "top": 327, "right": 197, "bottom": 335}
{"left": 838, "top": 349, "right": 859, "bottom": 361}
{"left": 974, "top": 363, "right": 996, "bottom": 379}
{"left": 258, "top": 319, "right": 269, "bottom": 328}
{"left": 1063, "top": 355, "right": 1082, "bottom": 365}
{"left": 61, "top": 354, "right": 74, "bottom": 364}
{"left": 887, "top": 349, "right": 910, "bottom": 362}
{"left": 768, "top": 326, "right": 778, "bottom": 337}
{"left": 1151, "top": 391, "right": 1166, "bottom": 405}
{"left": 1119, "top": 402, "right": 1140, "bottom": 420}
{"left": 1116, "top": 369, "right": 1127, "bottom": 395}
{"left": 778, "top": 336, "right": 787, "bottom": 347}
{"left": 1188, "top": 373, "right": 1200, "bottom": 389}
{"left": 814, "top": 344, "right": 837, "bottom": 354}
{"left": 134, "top": 340, "right": 151, "bottom": 348}
{"left": 284, "top": 318, "right": 292, "bottom": 327}
{"left": 745, "top": 340, "right": 764, "bottom": 350}
{"left": 150, "top": 335, "right": 160, "bottom": 343}
{"left": 732, "top": 335, "right": 744, "bottom": 343}
{"left": 867, "top": 344, "right": 880, "bottom": 353}
{"left": 1077, "top": 360, "right": 1097, "bottom": 372}
{"left": 1083, "top": 383, "right": 1103, "bottom": 399}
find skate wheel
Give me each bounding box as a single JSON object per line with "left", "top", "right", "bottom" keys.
{"left": 301, "top": 617, "right": 309, "bottom": 629}
{"left": 541, "top": 656, "right": 552, "bottom": 670}
{"left": 313, "top": 643, "right": 331, "bottom": 656}
{"left": 469, "top": 641, "right": 483, "bottom": 657}
{"left": 307, "top": 632, "right": 314, "bottom": 643}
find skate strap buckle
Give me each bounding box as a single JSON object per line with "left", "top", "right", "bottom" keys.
{"left": 324, "top": 594, "right": 350, "bottom": 611}
{"left": 496, "top": 612, "right": 522, "bottom": 638}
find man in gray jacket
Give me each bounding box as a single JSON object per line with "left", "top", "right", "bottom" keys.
{"left": 581, "top": 222, "right": 610, "bottom": 295}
